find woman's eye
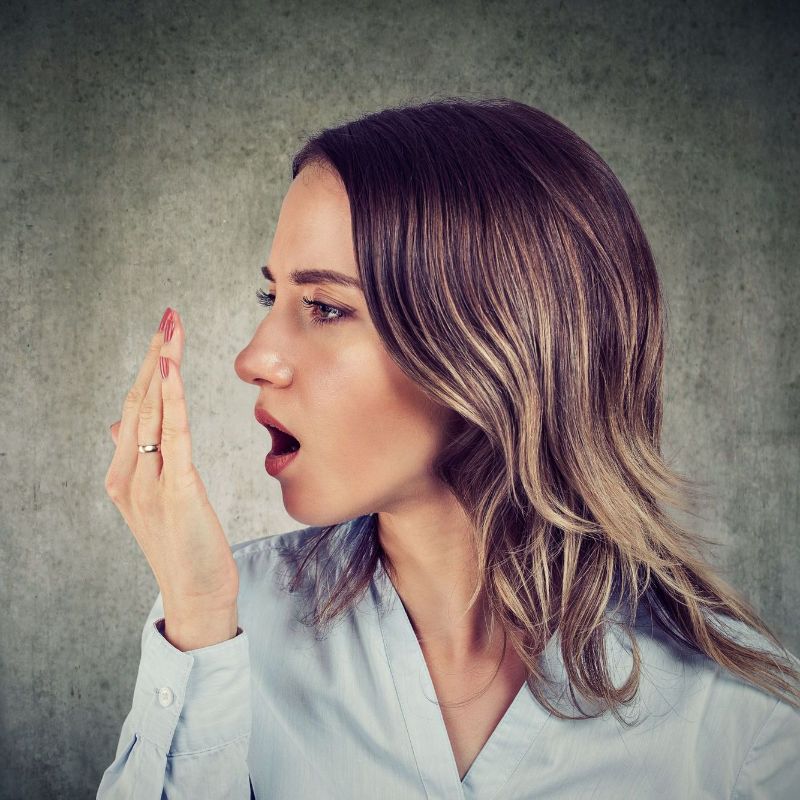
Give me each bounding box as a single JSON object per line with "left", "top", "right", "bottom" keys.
{"left": 255, "top": 288, "right": 349, "bottom": 326}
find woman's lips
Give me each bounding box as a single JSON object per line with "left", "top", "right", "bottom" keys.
{"left": 255, "top": 407, "right": 300, "bottom": 443}
{"left": 265, "top": 447, "right": 299, "bottom": 477}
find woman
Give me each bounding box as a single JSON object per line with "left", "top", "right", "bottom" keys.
{"left": 97, "top": 98, "right": 800, "bottom": 799}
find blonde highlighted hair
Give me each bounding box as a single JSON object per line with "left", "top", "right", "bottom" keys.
{"left": 276, "top": 96, "right": 799, "bottom": 724}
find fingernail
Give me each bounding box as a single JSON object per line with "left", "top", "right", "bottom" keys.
{"left": 164, "top": 314, "right": 175, "bottom": 343}
{"left": 158, "top": 307, "right": 173, "bottom": 333}
{"left": 160, "top": 356, "right": 170, "bottom": 379}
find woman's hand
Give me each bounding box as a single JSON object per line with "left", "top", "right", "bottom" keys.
{"left": 105, "top": 309, "right": 239, "bottom": 649}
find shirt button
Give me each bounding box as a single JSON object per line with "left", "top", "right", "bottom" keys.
{"left": 157, "top": 687, "right": 175, "bottom": 707}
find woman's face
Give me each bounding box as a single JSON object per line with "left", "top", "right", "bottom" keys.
{"left": 234, "top": 163, "right": 454, "bottom": 526}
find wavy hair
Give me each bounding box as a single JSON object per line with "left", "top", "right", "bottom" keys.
{"left": 278, "top": 96, "right": 800, "bottom": 724}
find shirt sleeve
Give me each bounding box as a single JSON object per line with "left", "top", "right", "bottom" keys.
{"left": 96, "top": 591, "right": 253, "bottom": 799}
{"left": 731, "top": 696, "right": 800, "bottom": 799}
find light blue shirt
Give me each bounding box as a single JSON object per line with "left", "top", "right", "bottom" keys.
{"left": 97, "top": 515, "right": 800, "bottom": 799}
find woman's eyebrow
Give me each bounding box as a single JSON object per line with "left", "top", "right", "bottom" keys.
{"left": 261, "top": 265, "right": 363, "bottom": 291}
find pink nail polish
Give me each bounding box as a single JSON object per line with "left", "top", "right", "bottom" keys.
{"left": 165, "top": 316, "right": 175, "bottom": 343}
{"left": 158, "top": 307, "right": 173, "bottom": 333}
{"left": 160, "top": 356, "right": 169, "bottom": 379}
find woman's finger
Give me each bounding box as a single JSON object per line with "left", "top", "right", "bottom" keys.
{"left": 108, "top": 307, "right": 184, "bottom": 451}
{"left": 135, "top": 339, "right": 165, "bottom": 483}
{"left": 108, "top": 310, "right": 172, "bottom": 481}
{"left": 159, "top": 311, "right": 195, "bottom": 488}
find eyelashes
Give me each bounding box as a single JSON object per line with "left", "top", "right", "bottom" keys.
{"left": 255, "top": 288, "right": 350, "bottom": 327}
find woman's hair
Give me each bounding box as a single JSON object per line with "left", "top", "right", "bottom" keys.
{"left": 278, "top": 96, "right": 800, "bottom": 724}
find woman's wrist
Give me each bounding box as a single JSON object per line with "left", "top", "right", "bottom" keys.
{"left": 161, "top": 605, "right": 239, "bottom": 652}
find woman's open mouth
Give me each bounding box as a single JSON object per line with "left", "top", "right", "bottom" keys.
{"left": 266, "top": 425, "right": 301, "bottom": 455}
{"left": 264, "top": 437, "right": 300, "bottom": 477}
{"left": 255, "top": 407, "right": 301, "bottom": 476}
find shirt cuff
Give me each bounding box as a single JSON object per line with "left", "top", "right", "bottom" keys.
{"left": 131, "top": 617, "right": 251, "bottom": 756}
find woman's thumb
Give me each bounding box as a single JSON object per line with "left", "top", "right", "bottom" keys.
{"left": 109, "top": 420, "right": 120, "bottom": 447}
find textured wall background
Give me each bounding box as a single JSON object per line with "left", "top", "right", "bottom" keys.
{"left": 1, "top": 0, "right": 798, "bottom": 796}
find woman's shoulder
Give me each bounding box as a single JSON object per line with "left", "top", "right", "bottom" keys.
{"left": 611, "top": 598, "right": 800, "bottom": 737}
{"left": 541, "top": 603, "right": 800, "bottom": 796}
{"left": 230, "top": 514, "right": 365, "bottom": 566}
{"left": 628, "top": 601, "right": 800, "bottom": 691}
{"left": 228, "top": 515, "right": 372, "bottom": 601}
{"left": 228, "top": 525, "right": 321, "bottom": 591}
{"left": 675, "top": 611, "right": 800, "bottom": 794}
{"left": 230, "top": 525, "right": 313, "bottom": 561}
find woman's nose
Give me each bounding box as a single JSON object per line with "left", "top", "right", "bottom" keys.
{"left": 234, "top": 339, "right": 293, "bottom": 386}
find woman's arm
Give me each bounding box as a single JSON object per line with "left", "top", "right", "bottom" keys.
{"left": 96, "top": 592, "right": 253, "bottom": 799}
{"left": 99, "top": 310, "right": 252, "bottom": 796}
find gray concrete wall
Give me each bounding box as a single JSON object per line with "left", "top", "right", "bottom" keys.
{"left": 1, "top": 0, "right": 797, "bottom": 796}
